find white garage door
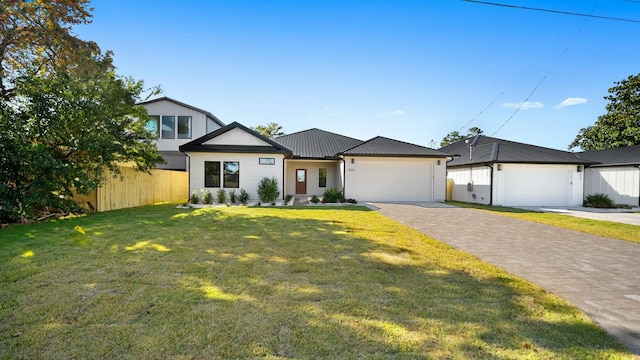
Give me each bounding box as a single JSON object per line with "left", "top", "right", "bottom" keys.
{"left": 501, "top": 165, "right": 573, "bottom": 206}
{"left": 354, "top": 159, "right": 433, "bottom": 201}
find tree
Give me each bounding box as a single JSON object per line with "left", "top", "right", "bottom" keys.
{"left": 440, "top": 127, "right": 483, "bottom": 147}
{"left": 0, "top": 1, "right": 162, "bottom": 222}
{"left": 252, "top": 122, "right": 284, "bottom": 139}
{"left": 569, "top": 73, "right": 640, "bottom": 151}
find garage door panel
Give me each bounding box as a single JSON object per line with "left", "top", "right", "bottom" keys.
{"left": 355, "top": 160, "right": 432, "bottom": 202}
{"left": 502, "top": 166, "right": 572, "bottom": 206}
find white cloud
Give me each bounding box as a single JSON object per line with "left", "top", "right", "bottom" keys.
{"left": 554, "top": 97, "right": 587, "bottom": 109}
{"left": 501, "top": 101, "right": 544, "bottom": 110}
{"left": 391, "top": 109, "right": 406, "bottom": 116}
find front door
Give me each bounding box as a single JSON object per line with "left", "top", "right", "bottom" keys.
{"left": 296, "top": 169, "right": 307, "bottom": 194}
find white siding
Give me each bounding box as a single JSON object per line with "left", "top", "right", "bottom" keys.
{"left": 343, "top": 157, "right": 447, "bottom": 202}
{"left": 447, "top": 166, "right": 492, "bottom": 205}
{"left": 283, "top": 160, "right": 341, "bottom": 197}
{"left": 494, "top": 164, "right": 582, "bottom": 207}
{"left": 203, "top": 127, "right": 271, "bottom": 146}
{"left": 187, "top": 152, "right": 285, "bottom": 202}
{"left": 585, "top": 166, "right": 640, "bottom": 206}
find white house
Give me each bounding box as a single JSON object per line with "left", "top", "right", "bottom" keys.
{"left": 179, "top": 123, "right": 451, "bottom": 202}
{"left": 139, "top": 97, "right": 225, "bottom": 170}
{"left": 441, "top": 136, "right": 596, "bottom": 207}
{"left": 580, "top": 145, "right": 640, "bottom": 207}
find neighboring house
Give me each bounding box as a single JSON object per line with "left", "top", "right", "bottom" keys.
{"left": 441, "top": 136, "right": 596, "bottom": 207}
{"left": 139, "top": 97, "right": 225, "bottom": 170}
{"left": 179, "top": 123, "right": 451, "bottom": 202}
{"left": 580, "top": 145, "right": 640, "bottom": 207}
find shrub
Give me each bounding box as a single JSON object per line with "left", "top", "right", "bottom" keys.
{"left": 189, "top": 191, "right": 199, "bottom": 204}
{"left": 285, "top": 194, "right": 293, "bottom": 204}
{"left": 310, "top": 195, "right": 320, "bottom": 204}
{"left": 239, "top": 188, "right": 250, "bottom": 204}
{"left": 217, "top": 189, "right": 227, "bottom": 204}
{"left": 323, "top": 187, "right": 343, "bottom": 203}
{"left": 229, "top": 189, "right": 237, "bottom": 203}
{"left": 201, "top": 189, "right": 213, "bottom": 204}
{"left": 257, "top": 177, "right": 280, "bottom": 203}
{"left": 584, "top": 193, "right": 614, "bottom": 208}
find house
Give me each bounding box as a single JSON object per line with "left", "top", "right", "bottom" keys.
{"left": 179, "top": 123, "right": 451, "bottom": 202}
{"left": 139, "top": 97, "right": 225, "bottom": 170}
{"left": 580, "top": 145, "right": 640, "bottom": 207}
{"left": 440, "top": 136, "right": 596, "bottom": 207}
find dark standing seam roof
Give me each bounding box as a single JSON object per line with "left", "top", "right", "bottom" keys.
{"left": 179, "top": 122, "right": 292, "bottom": 154}
{"left": 341, "top": 136, "right": 451, "bottom": 157}
{"left": 440, "top": 135, "right": 597, "bottom": 167}
{"left": 578, "top": 145, "right": 640, "bottom": 167}
{"left": 137, "top": 96, "right": 225, "bottom": 127}
{"left": 273, "top": 129, "right": 363, "bottom": 159}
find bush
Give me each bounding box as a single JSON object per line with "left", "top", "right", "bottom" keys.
{"left": 584, "top": 193, "right": 614, "bottom": 208}
{"left": 239, "top": 188, "right": 249, "bottom": 204}
{"left": 189, "top": 191, "right": 199, "bottom": 204}
{"left": 310, "top": 195, "right": 320, "bottom": 204}
{"left": 229, "top": 189, "right": 237, "bottom": 203}
{"left": 285, "top": 194, "right": 293, "bottom": 204}
{"left": 323, "top": 187, "right": 343, "bottom": 203}
{"left": 217, "top": 189, "right": 227, "bottom": 203}
{"left": 201, "top": 189, "right": 213, "bottom": 204}
{"left": 257, "top": 177, "right": 280, "bottom": 203}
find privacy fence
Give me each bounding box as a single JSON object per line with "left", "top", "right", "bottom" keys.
{"left": 74, "top": 166, "right": 188, "bottom": 212}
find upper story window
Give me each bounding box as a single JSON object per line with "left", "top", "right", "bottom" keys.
{"left": 178, "top": 116, "right": 192, "bottom": 139}
{"left": 162, "top": 116, "right": 175, "bottom": 139}
{"left": 146, "top": 115, "right": 160, "bottom": 138}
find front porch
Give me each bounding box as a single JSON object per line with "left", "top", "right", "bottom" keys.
{"left": 283, "top": 159, "right": 342, "bottom": 198}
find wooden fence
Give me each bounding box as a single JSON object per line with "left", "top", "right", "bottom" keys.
{"left": 74, "top": 166, "right": 188, "bottom": 212}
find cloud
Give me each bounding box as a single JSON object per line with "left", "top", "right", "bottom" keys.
{"left": 391, "top": 109, "right": 406, "bottom": 116}
{"left": 554, "top": 97, "right": 587, "bottom": 109}
{"left": 501, "top": 101, "right": 544, "bottom": 110}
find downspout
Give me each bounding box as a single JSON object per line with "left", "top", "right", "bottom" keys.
{"left": 637, "top": 166, "right": 640, "bottom": 207}
{"left": 340, "top": 156, "right": 346, "bottom": 197}
{"left": 185, "top": 152, "right": 191, "bottom": 201}
{"left": 488, "top": 164, "right": 493, "bottom": 206}
{"left": 282, "top": 157, "right": 286, "bottom": 200}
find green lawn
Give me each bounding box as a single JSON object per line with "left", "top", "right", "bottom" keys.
{"left": 447, "top": 201, "right": 640, "bottom": 244}
{"left": 0, "top": 205, "right": 634, "bottom": 359}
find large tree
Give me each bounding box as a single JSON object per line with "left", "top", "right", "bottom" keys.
{"left": 252, "top": 122, "right": 285, "bottom": 139}
{"left": 569, "top": 73, "right": 640, "bottom": 151}
{"left": 0, "top": 1, "right": 162, "bottom": 222}
{"left": 440, "top": 127, "right": 483, "bottom": 147}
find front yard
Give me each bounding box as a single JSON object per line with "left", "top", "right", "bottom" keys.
{"left": 0, "top": 205, "right": 634, "bottom": 359}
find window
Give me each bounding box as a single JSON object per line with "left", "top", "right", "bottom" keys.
{"left": 205, "top": 161, "right": 220, "bottom": 187}
{"left": 146, "top": 115, "right": 160, "bottom": 138}
{"left": 178, "top": 116, "right": 192, "bottom": 139}
{"left": 319, "top": 168, "right": 327, "bottom": 187}
{"left": 223, "top": 161, "right": 239, "bottom": 188}
{"left": 161, "top": 116, "right": 175, "bottom": 139}
{"left": 259, "top": 158, "right": 275, "bottom": 165}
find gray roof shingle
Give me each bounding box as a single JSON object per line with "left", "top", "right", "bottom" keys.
{"left": 440, "top": 135, "right": 596, "bottom": 167}
{"left": 579, "top": 145, "right": 640, "bottom": 167}
{"left": 341, "top": 136, "right": 451, "bottom": 157}
{"left": 273, "top": 129, "right": 363, "bottom": 159}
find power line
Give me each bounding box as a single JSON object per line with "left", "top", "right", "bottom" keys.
{"left": 463, "top": 0, "right": 640, "bottom": 24}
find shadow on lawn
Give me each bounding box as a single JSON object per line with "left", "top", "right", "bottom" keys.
{"left": 0, "top": 205, "right": 631, "bottom": 359}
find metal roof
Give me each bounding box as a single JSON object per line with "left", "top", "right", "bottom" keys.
{"left": 179, "top": 122, "right": 291, "bottom": 154}
{"left": 341, "top": 136, "right": 451, "bottom": 157}
{"left": 579, "top": 145, "right": 640, "bottom": 167}
{"left": 440, "top": 135, "right": 596, "bottom": 167}
{"left": 273, "top": 128, "right": 363, "bottom": 159}
{"left": 137, "top": 96, "right": 225, "bottom": 127}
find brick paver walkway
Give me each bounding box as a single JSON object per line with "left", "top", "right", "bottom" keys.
{"left": 374, "top": 203, "right": 640, "bottom": 354}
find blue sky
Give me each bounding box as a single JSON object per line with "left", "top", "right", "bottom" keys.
{"left": 77, "top": 0, "right": 640, "bottom": 151}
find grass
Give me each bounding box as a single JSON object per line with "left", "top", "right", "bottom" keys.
{"left": 0, "top": 204, "right": 635, "bottom": 359}
{"left": 447, "top": 201, "right": 640, "bottom": 244}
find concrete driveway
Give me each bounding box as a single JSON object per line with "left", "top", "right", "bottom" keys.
{"left": 373, "top": 202, "right": 640, "bottom": 355}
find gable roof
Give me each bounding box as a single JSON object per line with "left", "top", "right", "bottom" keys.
{"left": 138, "top": 96, "right": 225, "bottom": 127}
{"left": 179, "top": 122, "right": 292, "bottom": 154}
{"left": 273, "top": 128, "right": 363, "bottom": 159}
{"left": 579, "top": 145, "right": 640, "bottom": 167}
{"left": 341, "top": 136, "right": 451, "bottom": 157}
{"left": 440, "top": 135, "right": 596, "bottom": 167}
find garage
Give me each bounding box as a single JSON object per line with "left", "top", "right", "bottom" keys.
{"left": 347, "top": 157, "right": 439, "bottom": 202}
{"left": 497, "top": 164, "right": 576, "bottom": 206}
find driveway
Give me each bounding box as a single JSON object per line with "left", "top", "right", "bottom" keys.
{"left": 373, "top": 202, "right": 640, "bottom": 355}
